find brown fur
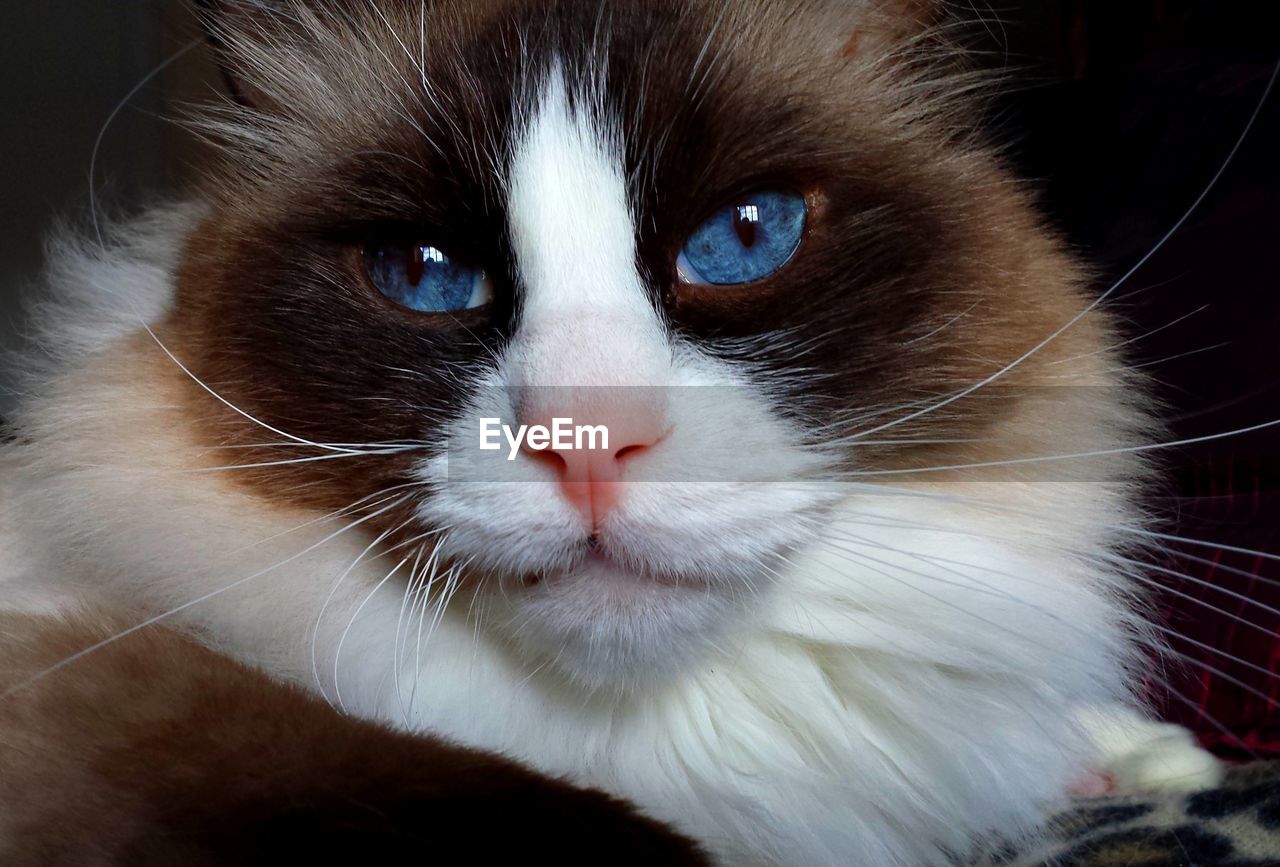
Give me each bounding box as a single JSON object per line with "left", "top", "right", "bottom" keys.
{"left": 0, "top": 610, "right": 707, "bottom": 865}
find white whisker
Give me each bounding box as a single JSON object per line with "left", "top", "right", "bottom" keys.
{"left": 334, "top": 552, "right": 412, "bottom": 713}
{"left": 831, "top": 415, "right": 1280, "bottom": 477}
{"left": 3, "top": 494, "right": 407, "bottom": 700}
{"left": 309, "top": 506, "right": 414, "bottom": 704}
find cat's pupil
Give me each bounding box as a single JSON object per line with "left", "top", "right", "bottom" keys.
{"left": 733, "top": 202, "right": 760, "bottom": 249}
{"left": 404, "top": 244, "right": 427, "bottom": 286}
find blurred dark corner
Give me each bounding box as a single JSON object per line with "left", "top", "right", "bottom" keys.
{"left": 1, "top": 2, "right": 1278, "bottom": 751}
{"left": 0, "top": 3, "right": 215, "bottom": 419}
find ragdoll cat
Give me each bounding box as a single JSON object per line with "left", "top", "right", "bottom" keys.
{"left": 0, "top": 0, "right": 1222, "bottom": 864}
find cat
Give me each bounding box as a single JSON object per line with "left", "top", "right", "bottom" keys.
{"left": 0, "top": 0, "right": 1223, "bottom": 864}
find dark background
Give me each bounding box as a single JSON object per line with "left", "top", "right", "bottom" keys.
{"left": 1, "top": 1, "right": 1277, "bottom": 753}
{"left": 0, "top": 3, "right": 212, "bottom": 415}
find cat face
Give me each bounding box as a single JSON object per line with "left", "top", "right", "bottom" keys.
{"left": 176, "top": 0, "right": 1114, "bottom": 687}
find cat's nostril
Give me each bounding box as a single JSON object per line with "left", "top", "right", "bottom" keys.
{"left": 525, "top": 445, "right": 569, "bottom": 476}
{"left": 615, "top": 443, "right": 649, "bottom": 462}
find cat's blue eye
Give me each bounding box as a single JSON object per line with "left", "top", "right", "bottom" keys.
{"left": 677, "top": 190, "right": 807, "bottom": 286}
{"left": 364, "top": 240, "right": 494, "bottom": 313}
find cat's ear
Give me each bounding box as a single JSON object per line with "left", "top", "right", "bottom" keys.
{"left": 195, "top": 0, "right": 280, "bottom": 108}
{"left": 195, "top": 0, "right": 331, "bottom": 110}
{"left": 832, "top": 0, "right": 947, "bottom": 60}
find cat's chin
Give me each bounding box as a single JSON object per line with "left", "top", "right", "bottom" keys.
{"left": 499, "top": 551, "right": 734, "bottom": 690}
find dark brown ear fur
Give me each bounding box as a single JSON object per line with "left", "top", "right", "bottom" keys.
{"left": 0, "top": 610, "right": 707, "bottom": 865}
{"left": 194, "top": 0, "right": 261, "bottom": 106}
{"left": 827, "top": 0, "right": 947, "bottom": 59}
{"left": 194, "top": 0, "right": 326, "bottom": 110}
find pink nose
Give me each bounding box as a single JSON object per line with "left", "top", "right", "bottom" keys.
{"left": 521, "top": 394, "right": 665, "bottom": 529}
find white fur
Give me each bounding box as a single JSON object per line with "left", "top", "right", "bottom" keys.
{"left": 0, "top": 68, "right": 1217, "bottom": 867}
{"left": 1078, "top": 705, "right": 1222, "bottom": 794}
{"left": 505, "top": 65, "right": 666, "bottom": 366}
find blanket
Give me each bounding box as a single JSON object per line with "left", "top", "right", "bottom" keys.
{"left": 974, "top": 763, "right": 1280, "bottom": 867}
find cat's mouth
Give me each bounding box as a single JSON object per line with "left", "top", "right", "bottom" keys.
{"left": 499, "top": 535, "right": 731, "bottom": 688}
{"left": 522, "top": 542, "right": 689, "bottom": 591}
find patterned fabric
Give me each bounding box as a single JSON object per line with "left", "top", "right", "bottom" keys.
{"left": 973, "top": 762, "right": 1280, "bottom": 867}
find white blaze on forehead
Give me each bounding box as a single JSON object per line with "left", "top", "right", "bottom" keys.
{"left": 507, "top": 66, "right": 647, "bottom": 317}
{"left": 504, "top": 65, "right": 668, "bottom": 388}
